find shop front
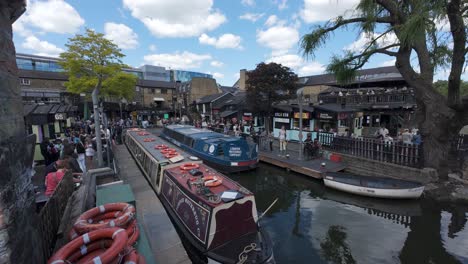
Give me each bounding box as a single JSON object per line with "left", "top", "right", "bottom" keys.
{"left": 315, "top": 111, "right": 337, "bottom": 132}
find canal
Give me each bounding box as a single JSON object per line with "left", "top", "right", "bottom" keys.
{"left": 229, "top": 163, "right": 468, "bottom": 264}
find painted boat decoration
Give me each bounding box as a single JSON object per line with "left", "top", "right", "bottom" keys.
{"left": 124, "top": 129, "right": 274, "bottom": 264}
{"left": 160, "top": 125, "right": 258, "bottom": 173}
{"left": 323, "top": 172, "right": 425, "bottom": 199}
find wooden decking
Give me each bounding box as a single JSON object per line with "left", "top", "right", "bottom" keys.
{"left": 259, "top": 151, "right": 346, "bottom": 179}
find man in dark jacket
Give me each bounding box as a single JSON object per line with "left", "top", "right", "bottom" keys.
{"left": 40, "top": 138, "right": 51, "bottom": 165}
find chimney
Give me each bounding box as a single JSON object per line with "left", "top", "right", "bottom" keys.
{"left": 239, "top": 69, "right": 247, "bottom": 91}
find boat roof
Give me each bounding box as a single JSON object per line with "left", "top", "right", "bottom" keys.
{"left": 164, "top": 163, "right": 253, "bottom": 206}
{"left": 166, "top": 125, "right": 242, "bottom": 142}
{"left": 127, "top": 129, "right": 196, "bottom": 163}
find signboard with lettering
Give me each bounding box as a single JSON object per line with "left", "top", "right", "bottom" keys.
{"left": 293, "top": 112, "right": 310, "bottom": 119}
{"left": 228, "top": 146, "right": 242, "bottom": 157}
{"left": 274, "top": 117, "right": 290, "bottom": 123}
{"left": 161, "top": 177, "right": 210, "bottom": 244}
{"left": 274, "top": 112, "right": 289, "bottom": 118}
{"left": 54, "top": 113, "right": 67, "bottom": 120}
{"left": 243, "top": 112, "right": 252, "bottom": 116}
{"left": 317, "top": 112, "right": 335, "bottom": 120}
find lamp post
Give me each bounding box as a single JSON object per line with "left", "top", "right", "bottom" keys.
{"left": 297, "top": 87, "right": 304, "bottom": 160}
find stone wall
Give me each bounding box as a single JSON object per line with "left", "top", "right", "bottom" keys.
{"left": 0, "top": 1, "right": 44, "bottom": 263}
{"left": 189, "top": 77, "right": 219, "bottom": 103}
{"left": 339, "top": 153, "right": 438, "bottom": 184}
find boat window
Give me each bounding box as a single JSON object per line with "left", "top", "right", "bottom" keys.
{"left": 217, "top": 146, "right": 224, "bottom": 156}
{"left": 155, "top": 163, "right": 162, "bottom": 186}
{"left": 203, "top": 143, "right": 209, "bottom": 152}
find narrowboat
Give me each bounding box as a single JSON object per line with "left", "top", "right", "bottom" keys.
{"left": 160, "top": 125, "right": 258, "bottom": 173}
{"left": 323, "top": 172, "right": 425, "bottom": 199}
{"left": 124, "top": 129, "right": 275, "bottom": 264}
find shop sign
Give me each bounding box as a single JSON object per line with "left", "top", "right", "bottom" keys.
{"left": 274, "top": 112, "right": 289, "bottom": 118}
{"left": 294, "top": 112, "right": 310, "bottom": 119}
{"left": 243, "top": 112, "right": 252, "bottom": 116}
{"left": 274, "top": 117, "right": 290, "bottom": 123}
{"left": 317, "top": 112, "right": 334, "bottom": 119}
{"left": 54, "top": 113, "right": 67, "bottom": 120}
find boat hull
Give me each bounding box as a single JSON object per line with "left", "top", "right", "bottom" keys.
{"left": 323, "top": 177, "right": 424, "bottom": 199}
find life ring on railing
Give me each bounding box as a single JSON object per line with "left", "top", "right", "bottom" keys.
{"left": 73, "top": 203, "right": 135, "bottom": 234}
{"left": 164, "top": 152, "right": 179, "bottom": 159}
{"left": 154, "top": 144, "right": 168, "bottom": 150}
{"left": 143, "top": 138, "right": 155, "bottom": 142}
{"left": 179, "top": 163, "right": 199, "bottom": 170}
{"left": 47, "top": 227, "right": 128, "bottom": 264}
{"left": 203, "top": 175, "right": 222, "bottom": 187}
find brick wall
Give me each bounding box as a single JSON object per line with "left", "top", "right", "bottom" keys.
{"left": 0, "top": 1, "right": 44, "bottom": 263}
{"left": 339, "top": 153, "right": 438, "bottom": 184}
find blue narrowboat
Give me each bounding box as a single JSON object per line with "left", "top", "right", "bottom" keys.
{"left": 160, "top": 125, "right": 258, "bottom": 173}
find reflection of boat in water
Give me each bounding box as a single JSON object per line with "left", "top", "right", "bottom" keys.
{"left": 161, "top": 125, "right": 258, "bottom": 173}
{"left": 124, "top": 129, "right": 274, "bottom": 264}
{"left": 324, "top": 172, "right": 425, "bottom": 199}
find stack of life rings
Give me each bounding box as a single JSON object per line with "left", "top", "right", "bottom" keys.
{"left": 156, "top": 145, "right": 179, "bottom": 158}
{"left": 48, "top": 202, "right": 146, "bottom": 264}
{"left": 143, "top": 138, "right": 156, "bottom": 142}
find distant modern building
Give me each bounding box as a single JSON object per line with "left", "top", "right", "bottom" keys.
{"left": 171, "top": 70, "right": 212, "bottom": 82}
{"left": 138, "top": 65, "right": 169, "bottom": 81}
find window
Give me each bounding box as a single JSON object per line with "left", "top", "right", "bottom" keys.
{"left": 161, "top": 88, "right": 167, "bottom": 94}
{"left": 20, "top": 78, "right": 30, "bottom": 85}
{"left": 150, "top": 89, "right": 155, "bottom": 94}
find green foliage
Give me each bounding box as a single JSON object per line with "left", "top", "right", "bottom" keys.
{"left": 246, "top": 62, "right": 298, "bottom": 115}
{"left": 59, "top": 28, "right": 137, "bottom": 100}
{"left": 434, "top": 80, "right": 468, "bottom": 97}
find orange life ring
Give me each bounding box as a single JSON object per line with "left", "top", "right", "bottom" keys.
{"left": 164, "top": 152, "right": 178, "bottom": 159}
{"left": 47, "top": 227, "right": 128, "bottom": 264}
{"left": 137, "top": 132, "right": 149, "bottom": 136}
{"left": 143, "top": 138, "right": 155, "bottom": 142}
{"left": 203, "top": 175, "right": 223, "bottom": 187}
{"left": 179, "top": 163, "right": 199, "bottom": 170}
{"left": 154, "top": 144, "right": 168, "bottom": 150}
{"left": 73, "top": 203, "right": 135, "bottom": 234}
{"left": 160, "top": 149, "right": 172, "bottom": 154}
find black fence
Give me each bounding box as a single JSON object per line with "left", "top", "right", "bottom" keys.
{"left": 317, "top": 133, "right": 423, "bottom": 168}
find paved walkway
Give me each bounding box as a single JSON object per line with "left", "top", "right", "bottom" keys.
{"left": 113, "top": 144, "right": 191, "bottom": 264}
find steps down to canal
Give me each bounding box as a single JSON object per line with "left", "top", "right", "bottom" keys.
{"left": 113, "top": 144, "right": 191, "bottom": 264}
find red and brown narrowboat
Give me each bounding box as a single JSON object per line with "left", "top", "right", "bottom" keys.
{"left": 124, "top": 129, "right": 275, "bottom": 264}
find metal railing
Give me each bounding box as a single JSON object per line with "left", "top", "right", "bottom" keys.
{"left": 317, "top": 133, "right": 423, "bottom": 168}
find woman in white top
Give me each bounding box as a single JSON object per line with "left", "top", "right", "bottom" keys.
{"left": 85, "top": 138, "right": 95, "bottom": 169}
{"left": 279, "top": 126, "right": 287, "bottom": 156}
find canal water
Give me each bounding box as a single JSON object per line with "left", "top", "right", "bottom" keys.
{"left": 229, "top": 163, "right": 468, "bottom": 264}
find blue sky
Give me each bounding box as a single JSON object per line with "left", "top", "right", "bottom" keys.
{"left": 12, "top": 0, "right": 458, "bottom": 86}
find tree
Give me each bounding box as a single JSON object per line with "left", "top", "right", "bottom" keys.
{"left": 246, "top": 62, "right": 298, "bottom": 132}
{"left": 434, "top": 80, "right": 468, "bottom": 97}
{"left": 60, "top": 29, "right": 137, "bottom": 167}
{"left": 300, "top": 0, "right": 468, "bottom": 180}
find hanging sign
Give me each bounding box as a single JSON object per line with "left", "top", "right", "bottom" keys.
{"left": 294, "top": 112, "right": 310, "bottom": 119}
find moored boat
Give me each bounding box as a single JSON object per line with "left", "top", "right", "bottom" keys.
{"left": 124, "top": 129, "right": 275, "bottom": 264}
{"left": 160, "top": 125, "right": 258, "bottom": 173}
{"left": 323, "top": 172, "right": 425, "bottom": 199}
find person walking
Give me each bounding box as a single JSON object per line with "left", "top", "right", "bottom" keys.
{"left": 76, "top": 135, "right": 87, "bottom": 172}
{"left": 268, "top": 131, "right": 274, "bottom": 151}
{"left": 85, "top": 138, "right": 95, "bottom": 170}
{"left": 279, "top": 126, "right": 287, "bottom": 156}
{"left": 40, "top": 138, "right": 51, "bottom": 166}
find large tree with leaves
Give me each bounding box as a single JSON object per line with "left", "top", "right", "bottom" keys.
{"left": 246, "top": 62, "right": 298, "bottom": 132}
{"left": 301, "top": 0, "right": 468, "bottom": 180}
{"left": 60, "top": 29, "right": 137, "bottom": 167}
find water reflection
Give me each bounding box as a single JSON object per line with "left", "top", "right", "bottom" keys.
{"left": 230, "top": 163, "right": 468, "bottom": 264}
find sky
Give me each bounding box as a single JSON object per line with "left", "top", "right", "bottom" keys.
{"left": 12, "top": 0, "right": 461, "bottom": 86}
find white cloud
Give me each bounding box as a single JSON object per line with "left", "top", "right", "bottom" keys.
{"left": 149, "top": 44, "right": 157, "bottom": 52}
{"left": 211, "top": 60, "right": 224, "bottom": 67}
{"left": 239, "top": 12, "right": 264, "bottom": 22}
{"left": 234, "top": 72, "right": 240, "bottom": 80}
{"left": 300, "top": 0, "right": 359, "bottom": 23}
{"left": 380, "top": 59, "right": 396, "bottom": 67}
{"left": 22, "top": 36, "right": 64, "bottom": 57}
{"left": 213, "top": 72, "right": 224, "bottom": 79}
{"left": 266, "top": 53, "right": 325, "bottom": 76}
{"left": 104, "top": 22, "right": 139, "bottom": 49}
{"left": 344, "top": 32, "right": 398, "bottom": 53}
{"left": 16, "top": 0, "right": 84, "bottom": 34}
{"left": 143, "top": 51, "right": 212, "bottom": 69}
{"left": 199, "top": 33, "right": 242, "bottom": 49}
{"left": 257, "top": 25, "right": 299, "bottom": 55}
{"left": 278, "top": 0, "right": 288, "bottom": 10}
{"left": 265, "top": 15, "right": 278, "bottom": 27}
{"left": 123, "top": 0, "right": 226, "bottom": 38}
{"left": 241, "top": 0, "right": 255, "bottom": 7}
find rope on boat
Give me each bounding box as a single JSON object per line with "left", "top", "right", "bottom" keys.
{"left": 237, "top": 243, "right": 261, "bottom": 264}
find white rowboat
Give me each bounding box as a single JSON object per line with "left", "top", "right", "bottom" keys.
{"left": 323, "top": 173, "right": 425, "bottom": 199}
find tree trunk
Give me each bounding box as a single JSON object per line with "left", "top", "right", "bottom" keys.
{"left": 92, "top": 82, "right": 103, "bottom": 168}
